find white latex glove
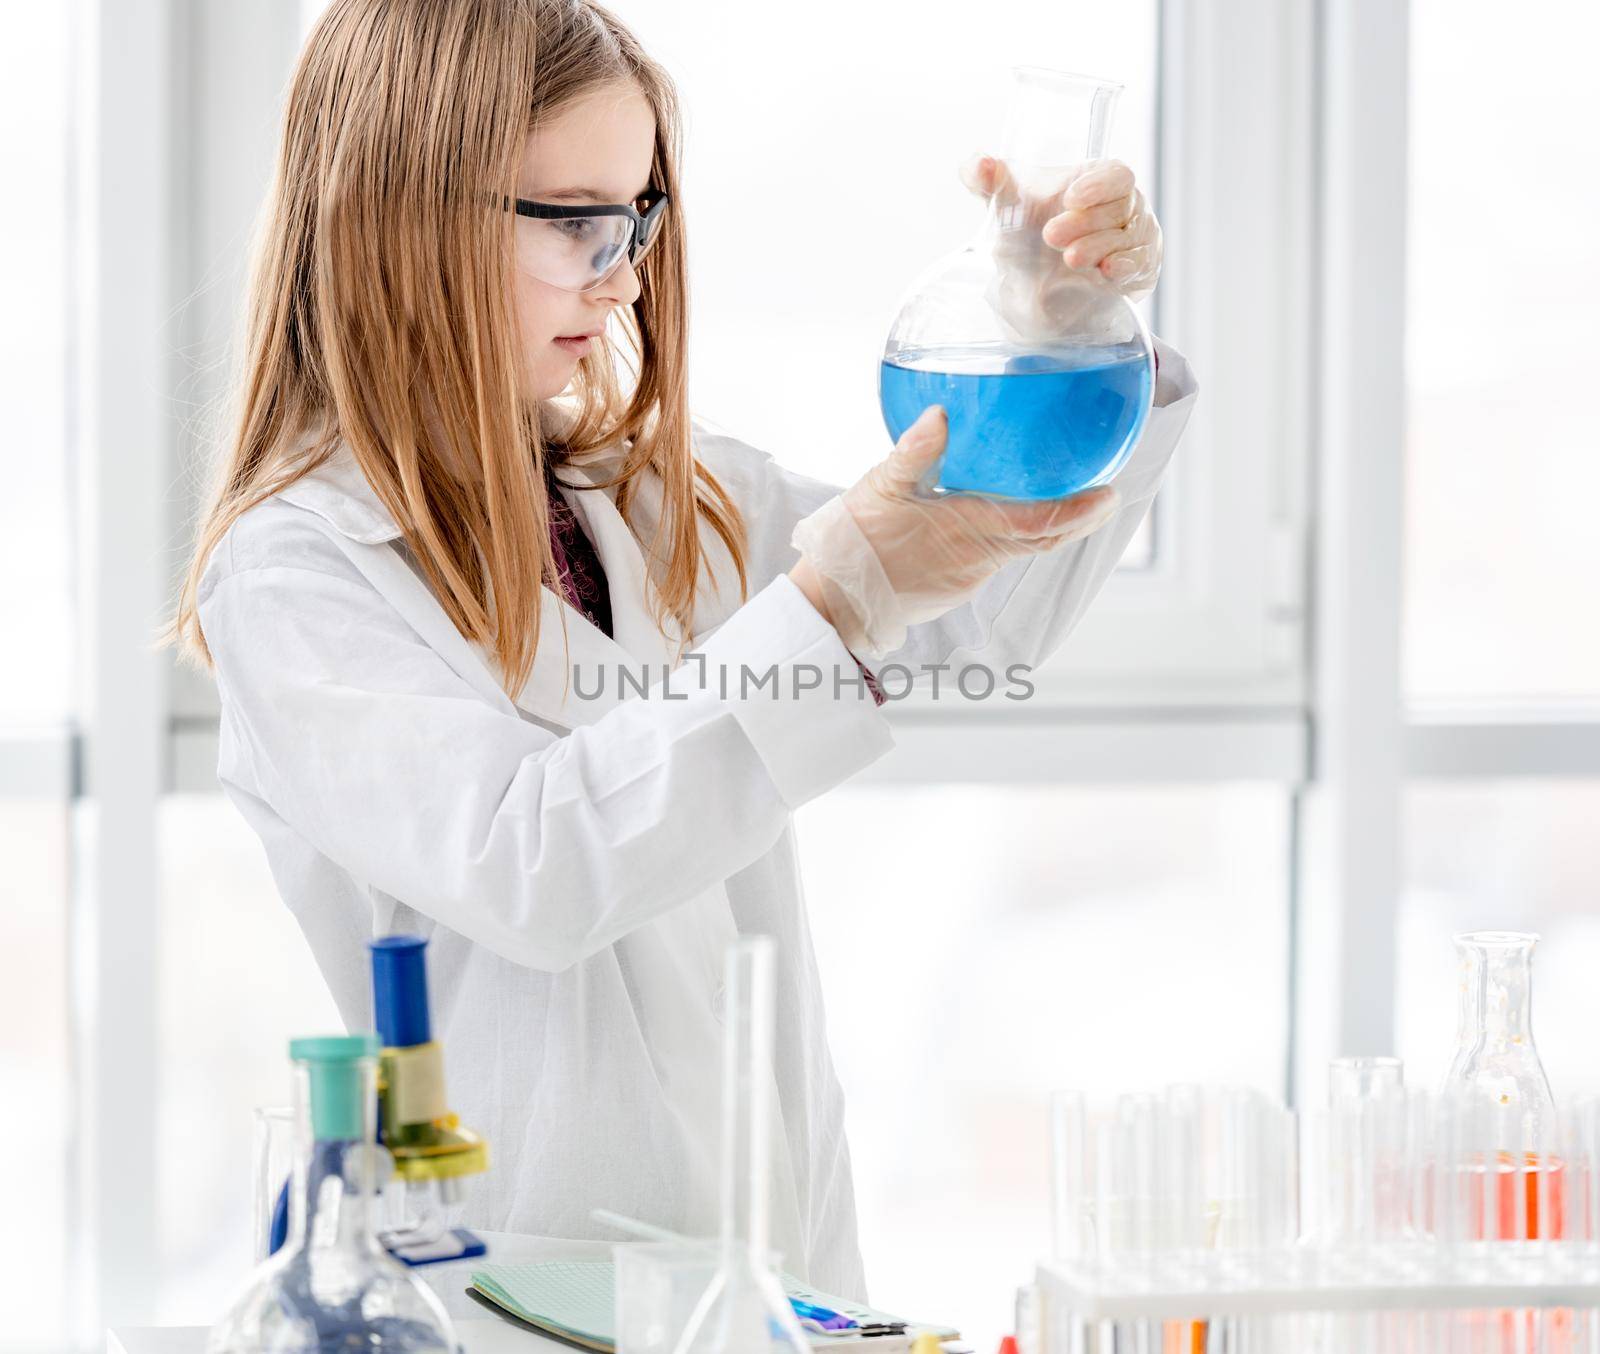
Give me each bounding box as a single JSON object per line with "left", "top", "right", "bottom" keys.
{"left": 790, "top": 405, "right": 1119, "bottom": 664}
{"left": 960, "top": 154, "right": 1163, "bottom": 297}
{"left": 957, "top": 155, "right": 1163, "bottom": 346}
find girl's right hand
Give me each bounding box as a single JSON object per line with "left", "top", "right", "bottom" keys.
{"left": 789, "top": 405, "right": 1119, "bottom": 663}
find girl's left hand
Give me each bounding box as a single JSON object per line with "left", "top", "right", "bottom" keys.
{"left": 959, "top": 154, "right": 1163, "bottom": 301}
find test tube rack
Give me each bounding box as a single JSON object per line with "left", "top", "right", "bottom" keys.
{"left": 1021, "top": 1085, "right": 1600, "bottom": 1352}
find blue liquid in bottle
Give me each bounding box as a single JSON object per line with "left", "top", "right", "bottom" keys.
{"left": 879, "top": 340, "right": 1153, "bottom": 500}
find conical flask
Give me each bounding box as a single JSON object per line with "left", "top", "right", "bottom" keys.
{"left": 207, "top": 1035, "right": 457, "bottom": 1353}
{"left": 674, "top": 938, "right": 809, "bottom": 1354}
{"left": 880, "top": 65, "right": 1157, "bottom": 501}
{"left": 1440, "top": 930, "right": 1564, "bottom": 1240}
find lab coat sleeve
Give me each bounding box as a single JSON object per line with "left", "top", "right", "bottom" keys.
{"left": 199, "top": 551, "right": 893, "bottom": 975}
{"left": 694, "top": 335, "right": 1198, "bottom": 677}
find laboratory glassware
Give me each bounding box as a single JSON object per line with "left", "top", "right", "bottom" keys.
{"left": 615, "top": 1240, "right": 724, "bottom": 1354}
{"left": 1312, "top": 1057, "right": 1416, "bottom": 1244}
{"left": 208, "top": 1034, "right": 457, "bottom": 1354}
{"left": 1329, "top": 1055, "right": 1404, "bottom": 1106}
{"left": 1032, "top": 1076, "right": 1600, "bottom": 1354}
{"left": 672, "top": 937, "right": 809, "bottom": 1354}
{"left": 880, "top": 65, "right": 1156, "bottom": 501}
{"left": 252, "top": 1105, "right": 295, "bottom": 1264}
{"left": 1441, "top": 930, "right": 1563, "bottom": 1241}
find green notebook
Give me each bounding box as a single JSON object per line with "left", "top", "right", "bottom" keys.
{"left": 469, "top": 1259, "right": 960, "bottom": 1351}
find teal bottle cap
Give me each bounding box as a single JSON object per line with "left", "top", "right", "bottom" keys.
{"left": 289, "top": 1034, "right": 380, "bottom": 1062}
{"left": 289, "top": 1033, "right": 380, "bottom": 1141}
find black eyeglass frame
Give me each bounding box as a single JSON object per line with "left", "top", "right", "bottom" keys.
{"left": 510, "top": 191, "right": 671, "bottom": 283}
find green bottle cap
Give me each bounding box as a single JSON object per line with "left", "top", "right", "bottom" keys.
{"left": 289, "top": 1033, "right": 380, "bottom": 1141}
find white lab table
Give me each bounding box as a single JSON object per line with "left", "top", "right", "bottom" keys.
{"left": 106, "top": 1230, "right": 613, "bottom": 1353}
{"left": 107, "top": 1229, "right": 931, "bottom": 1353}
{"left": 107, "top": 1318, "right": 563, "bottom": 1353}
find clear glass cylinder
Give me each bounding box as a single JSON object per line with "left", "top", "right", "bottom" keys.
{"left": 1048, "top": 1090, "right": 1089, "bottom": 1261}
{"left": 208, "top": 1036, "right": 456, "bottom": 1354}
{"left": 880, "top": 65, "right": 1156, "bottom": 501}
{"left": 1310, "top": 1058, "right": 1415, "bottom": 1245}
{"left": 675, "top": 938, "right": 808, "bottom": 1354}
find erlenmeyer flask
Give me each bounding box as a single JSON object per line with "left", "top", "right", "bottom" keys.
{"left": 880, "top": 65, "right": 1156, "bottom": 501}
{"left": 674, "top": 938, "right": 809, "bottom": 1354}
{"left": 1441, "top": 930, "right": 1564, "bottom": 1240}
{"left": 208, "top": 1035, "right": 457, "bottom": 1354}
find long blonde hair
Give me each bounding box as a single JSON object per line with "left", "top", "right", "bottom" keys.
{"left": 167, "top": 0, "right": 748, "bottom": 695}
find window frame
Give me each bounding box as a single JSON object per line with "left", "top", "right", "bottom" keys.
{"left": 1019, "top": 0, "right": 1314, "bottom": 719}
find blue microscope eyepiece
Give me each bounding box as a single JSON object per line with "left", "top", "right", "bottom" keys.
{"left": 369, "top": 934, "right": 432, "bottom": 1049}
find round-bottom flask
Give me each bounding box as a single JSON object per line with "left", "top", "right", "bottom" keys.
{"left": 880, "top": 66, "right": 1156, "bottom": 501}
{"left": 207, "top": 1035, "right": 457, "bottom": 1354}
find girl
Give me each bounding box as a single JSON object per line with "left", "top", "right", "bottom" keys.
{"left": 169, "top": 0, "right": 1196, "bottom": 1300}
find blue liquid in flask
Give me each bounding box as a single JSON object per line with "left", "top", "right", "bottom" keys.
{"left": 879, "top": 341, "right": 1153, "bottom": 500}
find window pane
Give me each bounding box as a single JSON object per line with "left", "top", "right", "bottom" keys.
{"left": 0, "top": 803, "right": 71, "bottom": 1353}
{"left": 0, "top": 6, "right": 73, "bottom": 722}
{"left": 1399, "top": 781, "right": 1600, "bottom": 1100}
{"left": 154, "top": 795, "right": 341, "bottom": 1325}
{"left": 800, "top": 782, "right": 1289, "bottom": 1349}
{"left": 1404, "top": 1, "right": 1600, "bottom": 703}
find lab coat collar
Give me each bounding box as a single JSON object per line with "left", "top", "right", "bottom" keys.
{"left": 276, "top": 444, "right": 404, "bottom": 545}
{"left": 277, "top": 440, "right": 684, "bottom": 732}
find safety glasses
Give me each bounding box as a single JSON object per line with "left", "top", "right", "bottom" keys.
{"left": 510, "top": 191, "right": 670, "bottom": 293}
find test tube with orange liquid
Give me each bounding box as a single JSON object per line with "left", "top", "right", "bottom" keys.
{"left": 1465, "top": 1150, "right": 1567, "bottom": 1241}
{"left": 1457, "top": 1147, "right": 1575, "bottom": 1353}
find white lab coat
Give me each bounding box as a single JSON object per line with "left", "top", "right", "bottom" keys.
{"left": 198, "top": 339, "right": 1196, "bottom": 1300}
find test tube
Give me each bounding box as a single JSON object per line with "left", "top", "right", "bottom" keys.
{"left": 1051, "top": 1091, "right": 1089, "bottom": 1262}
{"left": 1162, "top": 1085, "right": 1204, "bottom": 1252}
{"left": 1118, "top": 1094, "right": 1158, "bottom": 1258}
{"left": 1329, "top": 1056, "right": 1404, "bottom": 1106}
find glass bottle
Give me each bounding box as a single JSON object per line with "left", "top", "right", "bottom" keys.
{"left": 208, "top": 1035, "right": 458, "bottom": 1354}
{"left": 879, "top": 65, "right": 1157, "bottom": 501}
{"left": 1441, "top": 930, "right": 1563, "bottom": 1241}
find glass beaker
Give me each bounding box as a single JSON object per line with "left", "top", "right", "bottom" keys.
{"left": 251, "top": 1105, "right": 295, "bottom": 1262}
{"left": 208, "top": 1035, "right": 456, "bottom": 1354}
{"left": 880, "top": 65, "right": 1156, "bottom": 501}
{"left": 1442, "top": 931, "right": 1564, "bottom": 1241}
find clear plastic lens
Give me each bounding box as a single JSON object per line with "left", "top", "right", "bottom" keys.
{"left": 515, "top": 212, "right": 635, "bottom": 291}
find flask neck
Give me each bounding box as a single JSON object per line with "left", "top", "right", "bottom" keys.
{"left": 978, "top": 66, "right": 1119, "bottom": 253}
{"left": 997, "top": 67, "right": 1120, "bottom": 172}
{"left": 1457, "top": 934, "right": 1538, "bottom": 1052}
{"left": 283, "top": 1048, "right": 383, "bottom": 1257}
{"left": 719, "top": 942, "right": 775, "bottom": 1264}
{"left": 976, "top": 159, "right": 1101, "bottom": 241}
{"left": 287, "top": 1137, "right": 381, "bottom": 1255}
